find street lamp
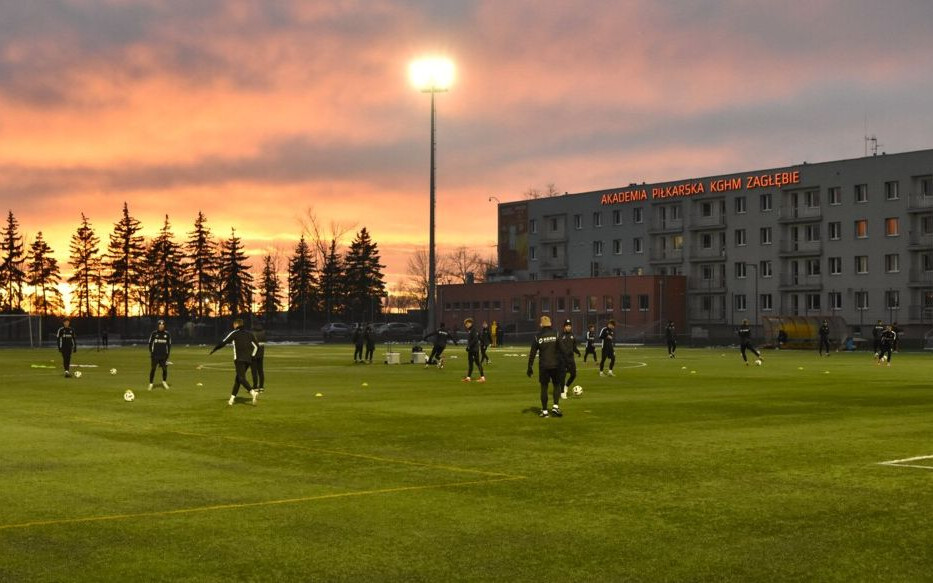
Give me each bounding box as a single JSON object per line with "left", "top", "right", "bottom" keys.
{"left": 410, "top": 57, "right": 454, "bottom": 333}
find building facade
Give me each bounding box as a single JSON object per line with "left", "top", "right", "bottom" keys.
{"left": 497, "top": 149, "right": 933, "bottom": 339}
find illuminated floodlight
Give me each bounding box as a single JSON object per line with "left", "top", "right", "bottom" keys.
{"left": 409, "top": 58, "right": 454, "bottom": 92}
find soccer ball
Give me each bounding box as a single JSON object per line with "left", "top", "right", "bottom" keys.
{"left": 881, "top": 355, "right": 888, "bottom": 362}
{"left": 73, "top": 370, "right": 82, "bottom": 378}
{"left": 110, "top": 368, "right": 117, "bottom": 375}
{"left": 572, "top": 385, "right": 584, "bottom": 396}
{"left": 123, "top": 390, "right": 135, "bottom": 402}
{"left": 754, "top": 359, "right": 762, "bottom": 366}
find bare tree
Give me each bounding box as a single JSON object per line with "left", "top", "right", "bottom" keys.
{"left": 523, "top": 182, "right": 561, "bottom": 199}
{"left": 301, "top": 207, "right": 356, "bottom": 268}
{"left": 446, "top": 246, "right": 484, "bottom": 284}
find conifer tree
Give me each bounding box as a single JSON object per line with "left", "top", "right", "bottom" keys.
{"left": 26, "top": 232, "right": 63, "bottom": 315}
{"left": 287, "top": 235, "right": 318, "bottom": 330}
{"left": 105, "top": 203, "right": 146, "bottom": 317}
{"left": 68, "top": 214, "right": 103, "bottom": 317}
{"left": 217, "top": 228, "right": 253, "bottom": 317}
{"left": 259, "top": 255, "right": 282, "bottom": 325}
{"left": 318, "top": 239, "right": 344, "bottom": 320}
{"left": 145, "top": 215, "right": 189, "bottom": 317}
{"left": 185, "top": 211, "right": 218, "bottom": 318}
{"left": 343, "top": 227, "right": 386, "bottom": 321}
{"left": 0, "top": 211, "right": 26, "bottom": 312}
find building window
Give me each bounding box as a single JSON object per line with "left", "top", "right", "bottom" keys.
{"left": 855, "top": 290, "right": 869, "bottom": 310}
{"left": 735, "top": 262, "right": 747, "bottom": 279}
{"left": 855, "top": 255, "right": 868, "bottom": 274}
{"left": 549, "top": 218, "right": 558, "bottom": 232}
{"left": 621, "top": 294, "right": 631, "bottom": 311}
{"left": 702, "top": 264, "right": 714, "bottom": 280}
{"left": 593, "top": 212, "right": 602, "bottom": 228}
{"left": 885, "top": 181, "right": 899, "bottom": 200}
{"left": 541, "top": 298, "right": 551, "bottom": 312}
{"left": 588, "top": 296, "right": 598, "bottom": 312}
{"left": 638, "top": 294, "right": 649, "bottom": 311}
{"left": 571, "top": 297, "right": 581, "bottom": 312}
{"left": 885, "top": 253, "right": 900, "bottom": 273}
{"left": 855, "top": 184, "right": 868, "bottom": 203}
{"left": 734, "top": 294, "right": 747, "bottom": 311}
{"left": 924, "top": 253, "right": 933, "bottom": 272}
{"left": 922, "top": 215, "right": 933, "bottom": 235}
{"left": 556, "top": 297, "right": 566, "bottom": 312}
{"left": 885, "top": 217, "right": 899, "bottom": 237}
{"left": 761, "top": 293, "right": 773, "bottom": 311}
{"left": 530, "top": 219, "right": 537, "bottom": 234}
{"left": 805, "top": 190, "right": 820, "bottom": 208}
{"left": 701, "top": 202, "right": 713, "bottom": 217}
{"left": 828, "top": 187, "right": 841, "bottom": 205}
{"left": 735, "top": 196, "right": 747, "bottom": 214}
{"left": 633, "top": 237, "right": 644, "bottom": 253}
{"left": 885, "top": 290, "right": 900, "bottom": 310}
{"left": 806, "top": 258, "right": 821, "bottom": 276}
{"left": 573, "top": 214, "right": 582, "bottom": 230}
{"left": 604, "top": 296, "right": 614, "bottom": 312}
{"left": 633, "top": 207, "right": 644, "bottom": 223}
{"left": 672, "top": 234, "right": 684, "bottom": 249}
{"left": 613, "top": 209, "right": 623, "bottom": 225}
{"left": 829, "top": 257, "right": 842, "bottom": 275}
{"left": 701, "top": 296, "right": 713, "bottom": 312}
{"left": 593, "top": 241, "right": 603, "bottom": 256}
{"left": 828, "top": 222, "right": 841, "bottom": 240}
{"left": 701, "top": 233, "right": 713, "bottom": 249}
{"left": 590, "top": 262, "right": 601, "bottom": 277}
{"left": 550, "top": 246, "right": 558, "bottom": 259}
{"left": 829, "top": 291, "right": 842, "bottom": 311}
{"left": 855, "top": 220, "right": 868, "bottom": 239}
{"left": 805, "top": 224, "right": 820, "bottom": 242}
{"left": 529, "top": 246, "right": 537, "bottom": 261}
{"left": 760, "top": 227, "right": 772, "bottom": 245}
{"left": 922, "top": 176, "right": 933, "bottom": 197}
{"left": 735, "top": 229, "right": 747, "bottom": 247}
{"left": 512, "top": 298, "right": 520, "bottom": 312}
{"left": 806, "top": 293, "right": 821, "bottom": 311}
{"left": 760, "top": 193, "right": 772, "bottom": 212}
{"left": 760, "top": 260, "right": 773, "bottom": 278}
{"left": 613, "top": 239, "right": 622, "bottom": 255}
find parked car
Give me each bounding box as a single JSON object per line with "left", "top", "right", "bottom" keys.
{"left": 321, "top": 322, "right": 351, "bottom": 340}
{"left": 376, "top": 322, "right": 424, "bottom": 341}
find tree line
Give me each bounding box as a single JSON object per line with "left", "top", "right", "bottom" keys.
{"left": 0, "top": 203, "right": 387, "bottom": 325}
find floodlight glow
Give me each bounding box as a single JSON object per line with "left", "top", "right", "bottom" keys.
{"left": 409, "top": 58, "right": 454, "bottom": 92}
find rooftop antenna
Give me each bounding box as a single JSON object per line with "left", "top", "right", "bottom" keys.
{"left": 863, "top": 115, "right": 882, "bottom": 156}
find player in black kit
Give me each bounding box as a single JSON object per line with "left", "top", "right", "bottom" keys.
{"left": 598, "top": 320, "right": 616, "bottom": 377}
{"left": 818, "top": 319, "right": 831, "bottom": 356}
{"left": 462, "top": 318, "right": 486, "bottom": 382}
{"left": 665, "top": 320, "right": 677, "bottom": 358}
{"left": 480, "top": 321, "right": 492, "bottom": 365}
{"left": 251, "top": 323, "right": 266, "bottom": 392}
{"left": 737, "top": 319, "right": 762, "bottom": 365}
{"left": 352, "top": 324, "right": 364, "bottom": 363}
{"left": 558, "top": 319, "right": 581, "bottom": 399}
{"left": 423, "top": 322, "right": 455, "bottom": 368}
{"left": 209, "top": 318, "right": 260, "bottom": 405}
{"left": 56, "top": 318, "right": 77, "bottom": 377}
{"left": 527, "top": 316, "right": 563, "bottom": 417}
{"left": 148, "top": 320, "right": 171, "bottom": 390}
{"left": 872, "top": 320, "right": 884, "bottom": 357}
{"left": 583, "top": 324, "right": 598, "bottom": 363}
{"left": 877, "top": 325, "right": 896, "bottom": 366}
{"left": 364, "top": 324, "right": 376, "bottom": 363}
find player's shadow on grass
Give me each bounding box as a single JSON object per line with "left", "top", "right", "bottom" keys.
{"left": 522, "top": 406, "right": 542, "bottom": 415}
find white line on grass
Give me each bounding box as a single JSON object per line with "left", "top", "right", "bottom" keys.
{"left": 878, "top": 455, "right": 933, "bottom": 470}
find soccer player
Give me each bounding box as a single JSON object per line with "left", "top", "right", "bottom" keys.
{"left": 818, "top": 319, "right": 831, "bottom": 356}
{"left": 892, "top": 322, "right": 902, "bottom": 352}
{"left": 737, "top": 319, "right": 762, "bottom": 365}
{"left": 557, "top": 319, "right": 581, "bottom": 399}
{"left": 665, "top": 320, "right": 677, "bottom": 358}
{"left": 56, "top": 318, "right": 77, "bottom": 378}
{"left": 872, "top": 320, "right": 884, "bottom": 357}
{"left": 480, "top": 321, "right": 492, "bottom": 365}
{"left": 423, "top": 322, "right": 455, "bottom": 368}
{"left": 364, "top": 324, "right": 376, "bottom": 363}
{"left": 598, "top": 320, "right": 616, "bottom": 377}
{"left": 147, "top": 320, "right": 171, "bottom": 390}
{"left": 462, "top": 318, "right": 486, "bottom": 383}
{"left": 527, "top": 315, "right": 563, "bottom": 417}
{"left": 251, "top": 323, "right": 266, "bottom": 392}
{"left": 878, "top": 324, "right": 896, "bottom": 366}
{"left": 583, "top": 324, "right": 598, "bottom": 363}
{"left": 352, "top": 324, "right": 364, "bottom": 363}
{"left": 209, "top": 318, "right": 260, "bottom": 406}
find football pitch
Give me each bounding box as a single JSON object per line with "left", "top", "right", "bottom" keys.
{"left": 2, "top": 343, "right": 933, "bottom": 581}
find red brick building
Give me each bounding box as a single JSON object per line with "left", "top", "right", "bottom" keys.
{"left": 437, "top": 275, "right": 686, "bottom": 340}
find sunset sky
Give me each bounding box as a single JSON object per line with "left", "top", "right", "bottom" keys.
{"left": 2, "top": 1, "right": 933, "bottom": 296}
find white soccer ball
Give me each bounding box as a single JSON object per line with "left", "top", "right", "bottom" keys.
{"left": 110, "top": 368, "right": 117, "bottom": 375}
{"left": 73, "top": 370, "right": 82, "bottom": 378}
{"left": 572, "top": 385, "right": 583, "bottom": 396}
{"left": 755, "top": 359, "right": 762, "bottom": 366}
{"left": 123, "top": 390, "right": 135, "bottom": 402}
{"left": 881, "top": 355, "right": 888, "bottom": 362}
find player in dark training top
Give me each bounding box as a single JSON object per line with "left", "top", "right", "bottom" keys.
{"left": 872, "top": 320, "right": 884, "bottom": 357}
{"left": 364, "top": 325, "right": 376, "bottom": 364}
{"left": 56, "top": 318, "right": 77, "bottom": 378}
{"left": 209, "top": 318, "right": 260, "bottom": 405}
{"left": 557, "top": 319, "right": 581, "bottom": 399}
{"left": 147, "top": 320, "right": 172, "bottom": 390}
{"left": 480, "top": 321, "right": 492, "bottom": 365}
{"left": 527, "top": 316, "right": 563, "bottom": 417}
{"left": 352, "top": 324, "right": 364, "bottom": 363}
{"left": 818, "top": 319, "right": 831, "bottom": 356}
{"left": 877, "top": 325, "right": 896, "bottom": 366}
{"left": 251, "top": 323, "right": 266, "bottom": 392}
{"left": 665, "top": 320, "right": 677, "bottom": 358}
{"left": 737, "top": 319, "right": 762, "bottom": 365}
{"left": 583, "top": 324, "right": 598, "bottom": 363}
{"left": 423, "top": 322, "right": 455, "bottom": 368}
{"left": 462, "top": 318, "right": 486, "bottom": 383}
{"left": 598, "top": 320, "right": 616, "bottom": 377}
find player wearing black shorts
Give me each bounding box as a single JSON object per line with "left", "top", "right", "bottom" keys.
{"left": 598, "top": 320, "right": 616, "bottom": 376}
{"left": 364, "top": 325, "right": 376, "bottom": 363}
{"left": 872, "top": 320, "right": 884, "bottom": 357}
{"left": 557, "top": 319, "right": 581, "bottom": 399}
{"left": 665, "top": 320, "right": 677, "bottom": 358}
{"left": 352, "top": 324, "right": 364, "bottom": 363}
{"left": 463, "top": 318, "right": 485, "bottom": 382}
{"left": 424, "top": 323, "right": 455, "bottom": 368}
{"left": 583, "top": 324, "right": 597, "bottom": 363}
{"left": 56, "top": 319, "right": 77, "bottom": 378}
{"left": 818, "top": 319, "right": 831, "bottom": 356}
{"left": 251, "top": 324, "right": 266, "bottom": 392}
{"left": 877, "top": 325, "right": 896, "bottom": 366}
{"left": 209, "top": 318, "right": 260, "bottom": 405}
{"left": 737, "top": 319, "right": 762, "bottom": 365}
{"left": 148, "top": 320, "right": 171, "bottom": 390}
{"left": 480, "top": 321, "right": 492, "bottom": 365}
{"left": 527, "top": 316, "right": 563, "bottom": 417}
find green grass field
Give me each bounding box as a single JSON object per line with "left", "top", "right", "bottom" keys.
{"left": 2, "top": 343, "right": 933, "bottom": 582}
